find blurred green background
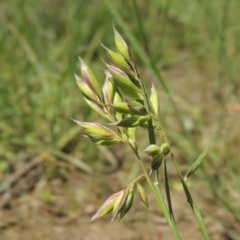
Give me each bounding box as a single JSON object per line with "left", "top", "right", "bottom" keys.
{"left": 0, "top": 0, "right": 240, "bottom": 226}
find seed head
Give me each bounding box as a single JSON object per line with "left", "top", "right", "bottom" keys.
{"left": 107, "top": 64, "right": 141, "bottom": 98}
{"left": 73, "top": 120, "right": 122, "bottom": 145}
{"left": 150, "top": 83, "right": 159, "bottom": 114}
{"left": 102, "top": 44, "right": 130, "bottom": 71}
{"left": 144, "top": 144, "right": 161, "bottom": 156}
{"left": 127, "top": 100, "right": 148, "bottom": 116}
{"left": 84, "top": 98, "right": 107, "bottom": 118}
{"left": 120, "top": 185, "right": 135, "bottom": 218}
{"left": 137, "top": 183, "right": 149, "bottom": 208}
{"left": 75, "top": 74, "right": 98, "bottom": 103}
{"left": 151, "top": 153, "right": 164, "bottom": 172}
{"left": 91, "top": 190, "right": 124, "bottom": 221}
{"left": 160, "top": 142, "right": 171, "bottom": 155}
{"left": 112, "top": 102, "right": 132, "bottom": 114}
{"left": 79, "top": 58, "right": 102, "bottom": 97}
{"left": 111, "top": 115, "right": 149, "bottom": 128}
{"left": 102, "top": 71, "right": 115, "bottom": 105}
{"left": 113, "top": 27, "right": 131, "bottom": 62}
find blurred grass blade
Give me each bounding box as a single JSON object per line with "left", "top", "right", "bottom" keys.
{"left": 185, "top": 148, "right": 208, "bottom": 181}
{"left": 51, "top": 149, "right": 92, "bottom": 174}
{"left": 56, "top": 126, "right": 81, "bottom": 150}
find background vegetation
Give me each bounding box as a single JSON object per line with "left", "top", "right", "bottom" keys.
{"left": 0, "top": 0, "right": 239, "bottom": 239}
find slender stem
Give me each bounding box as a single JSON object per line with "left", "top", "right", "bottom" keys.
{"left": 133, "top": 67, "right": 182, "bottom": 239}
{"left": 129, "top": 38, "right": 209, "bottom": 240}
{"left": 163, "top": 159, "right": 176, "bottom": 222}
{"left": 136, "top": 157, "right": 183, "bottom": 240}
{"left": 147, "top": 119, "right": 156, "bottom": 144}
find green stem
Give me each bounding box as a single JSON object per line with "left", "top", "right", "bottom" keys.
{"left": 163, "top": 159, "right": 175, "bottom": 222}
{"left": 133, "top": 65, "right": 182, "bottom": 240}
{"left": 137, "top": 158, "right": 183, "bottom": 240}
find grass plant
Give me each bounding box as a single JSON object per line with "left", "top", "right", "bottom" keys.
{"left": 0, "top": 0, "right": 239, "bottom": 236}
{"left": 74, "top": 28, "right": 211, "bottom": 240}
{"left": 103, "top": 0, "right": 240, "bottom": 223}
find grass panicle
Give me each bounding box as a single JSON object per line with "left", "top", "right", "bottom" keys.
{"left": 74, "top": 29, "right": 212, "bottom": 240}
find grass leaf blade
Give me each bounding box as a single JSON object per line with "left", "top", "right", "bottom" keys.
{"left": 185, "top": 148, "right": 208, "bottom": 180}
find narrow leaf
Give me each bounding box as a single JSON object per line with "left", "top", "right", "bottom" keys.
{"left": 185, "top": 148, "right": 208, "bottom": 180}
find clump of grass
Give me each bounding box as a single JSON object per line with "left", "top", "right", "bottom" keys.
{"left": 73, "top": 28, "right": 211, "bottom": 240}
